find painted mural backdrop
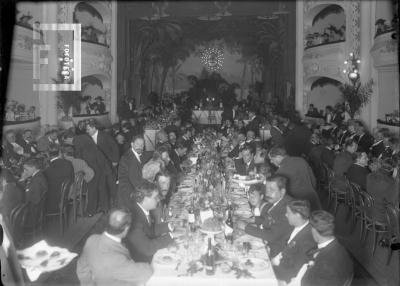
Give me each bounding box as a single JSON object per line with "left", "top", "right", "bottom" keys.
{"left": 127, "top": 14, "right": 292, "bottom": 110}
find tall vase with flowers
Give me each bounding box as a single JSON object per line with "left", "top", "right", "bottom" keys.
{"left": 339, "top": 79, "right": 374, "bottom": 119}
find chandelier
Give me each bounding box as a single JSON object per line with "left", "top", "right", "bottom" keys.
{"left": 201, "top": 47, "right": 224, "bottom": 71}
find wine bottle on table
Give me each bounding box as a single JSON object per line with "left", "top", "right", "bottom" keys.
{"left": 188, "top": 198, "right": 196, "bottom": 232}
{"left": 205, "top": 237, "right": 215, "bottom": 275}
{"left": 224, "top": 206, "right": 234, "bottom": 244}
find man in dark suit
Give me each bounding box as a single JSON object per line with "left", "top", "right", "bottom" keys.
{"left": 300, "top": 210, "right": 353, "bottom": 286}
{"left": 18, "top": 158, "right": 48, "bottom": 228}
{"left": 354, "top": 121, "right": 374, "bottom": 153}
{"left": 333, "top": 139, "right": 357, "bottom": 177}
{"left": 0, "top": 169, "right": 23, "bottom": 222}
{"left": 346, "top": 152, "right": 370, "bottom": 190}
{"left": 77, "top": 208, "right": 153, "bottom": 286}
{"left": 221, "top": 104, "right": 238, "bottom": 122}
{"left": 169, "top": 140, "right": 188, "bottom": 173}
{"left": 44, "top": 145, "right": 74, "bottom": 214}
{"left": 272, "top": 200, "right": 316, "bottom": 284}
{"left": 228, "top": 131, "right": 246, "bottom": 158}
{"left": 1, "top": 130, "right": 23, "bottom": 169}
{"left": 86, "top": 119, "right": 119, "bottom": 206}
{"left": 118, "top": 135, "right": 146, "bottom": 212}
{"left": 234, "top": 144, "right": 256, "bottom": 176}
{"left": 320, "top": 136, "right": 335, "bottom": 169}
{"left": 246, "top": 183, "right": 270, "bottom": 226}
{"left": 366, "top": 159, "right": 399, "bottom": 223}
{"left": 270, "top": 118, "right": 285, "bottom": 147}
{"left": 369, "top": 128, "right": 387, "bottom": 158}
{"left": 269, "top": 147, "right": 321, "bottom": 211}
{"left": 16, "top": 129, "right": 38, "bottom": 156}
{"left": 69, "top": 130, "right": 113, "bottom": 216}
{"left": 246, "top": 109, "right": 262, "bottom": 137}
{"left": 244, "top": 175, "right": 294, "bottom": 257}
{"left": 284, "top": 120, "right": 313, "bottom": 157}
{"left": 37, "top": 128, "right": 60, "bottom": 153}
{"left": 180, "top": 127, "right": 193, "bottom": 151}
{"left": 124, "top": 181, "right": 174, "bottom": 263}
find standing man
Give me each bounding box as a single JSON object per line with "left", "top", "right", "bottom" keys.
{"left": 269, "top": 147, "right": 321, "bottom": 211}
{"left": 44, "top": 145, "right": 74, "bottom": 214}
{"left": 118, "top": 135, "right": 145, "bottom": 211}
{"left": 76, "top": 208, "right": 153, "bottom": 286}
{"left": 86, "top": 119, "right": 119, "bottom": 208}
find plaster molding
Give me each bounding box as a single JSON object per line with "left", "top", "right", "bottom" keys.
{"left": 371, "top": 33, "right": 398, "bottom": 67}
{"left": 81, "top": 42, "right": 113, "bottom": 78}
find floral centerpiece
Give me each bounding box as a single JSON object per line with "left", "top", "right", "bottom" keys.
{"left": 339, "top": 79, "right": 373, "bottom": 119}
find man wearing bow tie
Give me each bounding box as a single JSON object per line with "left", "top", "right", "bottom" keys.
{"left": 124, "top": 181, "right": 174, "bottom": 263}
{"left": 300, "top": 210, "right": 353, "bottom": 286}
{"left": 244, "top": 175, "right": 293, "bottom": 257}
{"left": 272, "top": 200, "right": 316, "bottom": 284}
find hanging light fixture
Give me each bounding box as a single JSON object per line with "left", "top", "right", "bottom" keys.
{"left": 343, "top": 52, "right": 360, "bottom": 84}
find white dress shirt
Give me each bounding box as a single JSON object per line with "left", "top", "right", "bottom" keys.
{"left": 91, "top": 130, "right": 99, "bottom": 144}
{"left": 287, "top": 221, "right": 309, "bottom": 244}
{"left": 104, "top": 231, "right": 122, "bottom": 244}
{"left": 137, "top": 202, "right": 150, "bottom": 224}
{"left": 318, "top": 238, "right": 335, "bottom": 249}
{"left": 131, "top": 148, "right": 142, "bottom": 163}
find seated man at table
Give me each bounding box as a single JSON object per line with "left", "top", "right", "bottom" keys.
{"left": 234, "top": 145, "right": 256, "bottom": 176}
{"left": 125, "top": 180, "right": 174, "bottom": 263}
{"left": 77, "top": 208, "right": 153, "bottom": 286}
{"left": 299, "top": 210, "right": 353, "bottom": 286}
{"left": 271, "top": 200, "right": 316, "bottom": 284}
{"left": 247, "top": 183, "right": 269, "bottom": 225}
{"left": 243, "top": 175, "right": 293, "bottom": 257}
{"left": 228, "top": 130, "right": 246, "bottom": 158}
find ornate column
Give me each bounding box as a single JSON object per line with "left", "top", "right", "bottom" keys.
{"left": 359, "top": 0, "right": 377, "bottom": 130}
{"left": 38, "top": 2, "right": 60, "bottom": 126}
{"left": 110, "top": 1, "right": 118, "bottom": 123}
{"left": 295, "top": 0, "right": 305, "bottom": 114}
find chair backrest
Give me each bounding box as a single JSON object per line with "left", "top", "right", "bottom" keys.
{"left": 322, "top": 163, "right": 335, "bottom": 181}
{"left": 343, "top": 273, "right": 354, "bottom": 286}
{"left": 59, "top": 179, "right": 73, "bottom": 211}
{"left": 9, "top": 203, "right": 28, "bottom": 239}
{"left": 355, "top": 186, "right": 374, "bottom": 209}
{"left": 384, "top": 199, "right": 400, "bottom": 239}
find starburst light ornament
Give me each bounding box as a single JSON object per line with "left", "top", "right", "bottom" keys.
{"left": 201, "top": 47, "right": 224, "bottom": 71}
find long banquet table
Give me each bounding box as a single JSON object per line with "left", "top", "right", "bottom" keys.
{"left": 147, "top": 168, "right": 278, "bottom": 286}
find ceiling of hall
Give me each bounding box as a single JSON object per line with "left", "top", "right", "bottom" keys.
{"left": 119, "top": 1, "right": 294, "bottom": 19}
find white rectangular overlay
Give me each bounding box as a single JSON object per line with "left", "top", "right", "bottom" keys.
{"left": 33, "top": 23, "right": 81, "bottom": 91}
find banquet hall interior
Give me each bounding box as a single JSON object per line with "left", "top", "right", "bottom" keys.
{"left": 0, "top": 1, "right": 399, "bottom": 285}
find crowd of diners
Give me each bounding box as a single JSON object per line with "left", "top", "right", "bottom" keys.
{"left": 1, "top": 98, "right": 399, "bottom": 286}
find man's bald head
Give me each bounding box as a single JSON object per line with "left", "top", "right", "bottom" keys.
{"left": 106, "top": 208, "right": 132, "bottom": 237}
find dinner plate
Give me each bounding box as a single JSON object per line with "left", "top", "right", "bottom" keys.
{"left": 153, "top": 252, "right": 180, "bottom": 266}
{"left": 239, "top": 257, "right": 269, "bottom": 272}
{"left": 234, "top": 235, "right": 266, "bottom": 250}
{"left": 172, "top": 227, "right": 186, "bottom": 238}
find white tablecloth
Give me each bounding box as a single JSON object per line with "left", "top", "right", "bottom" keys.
{"left": 147, "top": 171, "right": 278, "bottom": 286}
{"left": 192, "top": 110, "right": 223, "bottom": 125}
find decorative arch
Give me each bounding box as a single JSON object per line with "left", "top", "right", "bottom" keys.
{"left": 73, "top": 2, "right": 108, "bottom": 46}
{"left": 305, "top": 76, "right": 343, "bottom": 111}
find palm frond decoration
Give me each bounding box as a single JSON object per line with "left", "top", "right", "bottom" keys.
{"left": 312, "top": 4, "right": 343, "bottom": 26}
{"left": 339, "top": 79, "right": 374, "bottom": 119}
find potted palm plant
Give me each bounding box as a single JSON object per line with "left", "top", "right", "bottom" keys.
{"left": 339, "top": 79, "right": 373, "bottom": 119}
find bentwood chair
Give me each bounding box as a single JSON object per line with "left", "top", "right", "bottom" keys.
{"left": 71, "top": 171, "right": 88, "bottom": 223}
{"left": 46, "top": 179, "right": 73, "bottom": 235}
{"left": 382, "top": 199, "right": 399, "bottom": 264}
{"left": 327, "top": 173, "right": 351, "bottom": 216}
{"left": 10, "top": 202, "right": 29, "bottom": 248}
